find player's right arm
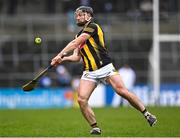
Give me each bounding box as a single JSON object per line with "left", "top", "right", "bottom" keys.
{"left": 51, "top": 33, "right": 90, "bottom": 66}
{"left": 51, "top": 23, "right": 96, "bottom": 66}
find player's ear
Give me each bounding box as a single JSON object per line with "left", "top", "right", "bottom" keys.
{"left": 85, "top": 13, "right": 91, "bottom": 21}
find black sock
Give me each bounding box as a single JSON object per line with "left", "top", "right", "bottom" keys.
{"left": 142, "top": 108, "right": 150, "bottom": 117}
{"left": 142, "top": 108, "right": 147, "bottom": 114}
{"left": 91, "top": 123, "right": 98, "bottom": 128}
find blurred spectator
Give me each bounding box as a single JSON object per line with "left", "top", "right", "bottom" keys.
{"left": 104, "top": 1, "right": 113, "bottom": 13}
{"left": 71, "top": 77, "right": 80, "bottom": 90}
{"left": 126, "top": 1, "right": 140, "bottom": 19}
{"left": 39, "top": 76, "right": 52, "bottom": 88}
{"left": 67, "top": 10, "right": 76, "bottom": 32}
{"left": 140, "top": 0, "right": 152, "bottom": 12}
{"left": 71, "top": 76, "right": 80, "bottom": 107}
{"left": 119, "top": 64, "right": 136, "bottom": 90}
{"left": 159, "top": 0, "right": 170, "bottom": 20}
{"left": 62, "top": 0, "right": 77, "bottom": 32}
{"left": 112, "top": 64, "right": 136, "bottom": 107}
{"left": 56, "top": 65, "right": 71, "bottom": 87}
{"left": 140, "top": 0, "right": 152, "bottom": 20}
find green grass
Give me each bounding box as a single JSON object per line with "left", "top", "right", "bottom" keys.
{"left": 0, "top": 107, "right": 180, "bottom": 137}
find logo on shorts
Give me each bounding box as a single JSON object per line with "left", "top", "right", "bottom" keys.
{"left": 112, "top": 69, "right": 116, "bottom": 72}
{"left": 84, "top": 73, "right": 89, "bottom": 78}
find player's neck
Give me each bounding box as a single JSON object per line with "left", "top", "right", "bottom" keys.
{"left": 83, "top": 20, "right": 91, "bottom": 28}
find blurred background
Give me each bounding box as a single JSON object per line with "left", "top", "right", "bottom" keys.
{"left": 0, "top": 0, "right": 180, "bottom": 109}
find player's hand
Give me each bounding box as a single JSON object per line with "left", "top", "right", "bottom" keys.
{"left": 51, "top": 54, "right": 63, "bottom": 66}
{"left": 51, "top": 53, "right": 67, "bottom": 66}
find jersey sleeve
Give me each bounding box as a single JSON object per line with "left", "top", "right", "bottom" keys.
{"left": 82, "top": 23, "right": 97, "bottom": 36}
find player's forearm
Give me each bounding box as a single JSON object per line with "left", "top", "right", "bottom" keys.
{"left": 62, "top": 47, "right": 81, "bottom": 62}
{"left": 63, "top": 55, "right": 81, "bottom": 62}
{"left": 58, "top": 40, "right": 80, "bottom": 57}
{"left": 58, "top": 34, "right": 89, "bottom": 57}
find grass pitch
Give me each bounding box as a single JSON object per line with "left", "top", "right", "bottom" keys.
{"left": 0, "top": 107, "right": 180, "bottom": 137}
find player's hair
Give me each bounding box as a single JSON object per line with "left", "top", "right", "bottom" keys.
{"left": 75, "top": 6, "right": 94, "bottom": 17}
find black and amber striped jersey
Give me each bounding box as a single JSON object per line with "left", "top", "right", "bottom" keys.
{"left": 77, "top": 21, "right": 111, "bottom": 71}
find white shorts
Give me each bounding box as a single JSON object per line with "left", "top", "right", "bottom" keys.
{"left": 81, "top": 63, "right": 119, "bottom": 84}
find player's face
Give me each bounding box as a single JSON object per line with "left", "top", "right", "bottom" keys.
{"left": 74, "top": 10, "right": 88, "bottom": 26}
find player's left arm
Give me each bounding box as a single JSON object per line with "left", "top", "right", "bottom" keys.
{"left": 62, "top": 48, "right": 81, "bottom": 62}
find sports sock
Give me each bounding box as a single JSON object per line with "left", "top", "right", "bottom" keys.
{"left": 142, "top": 108, "right": 150, "bottom": 117}
{"left": 91, "top": 123, "right": 98, "bottom": 128}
